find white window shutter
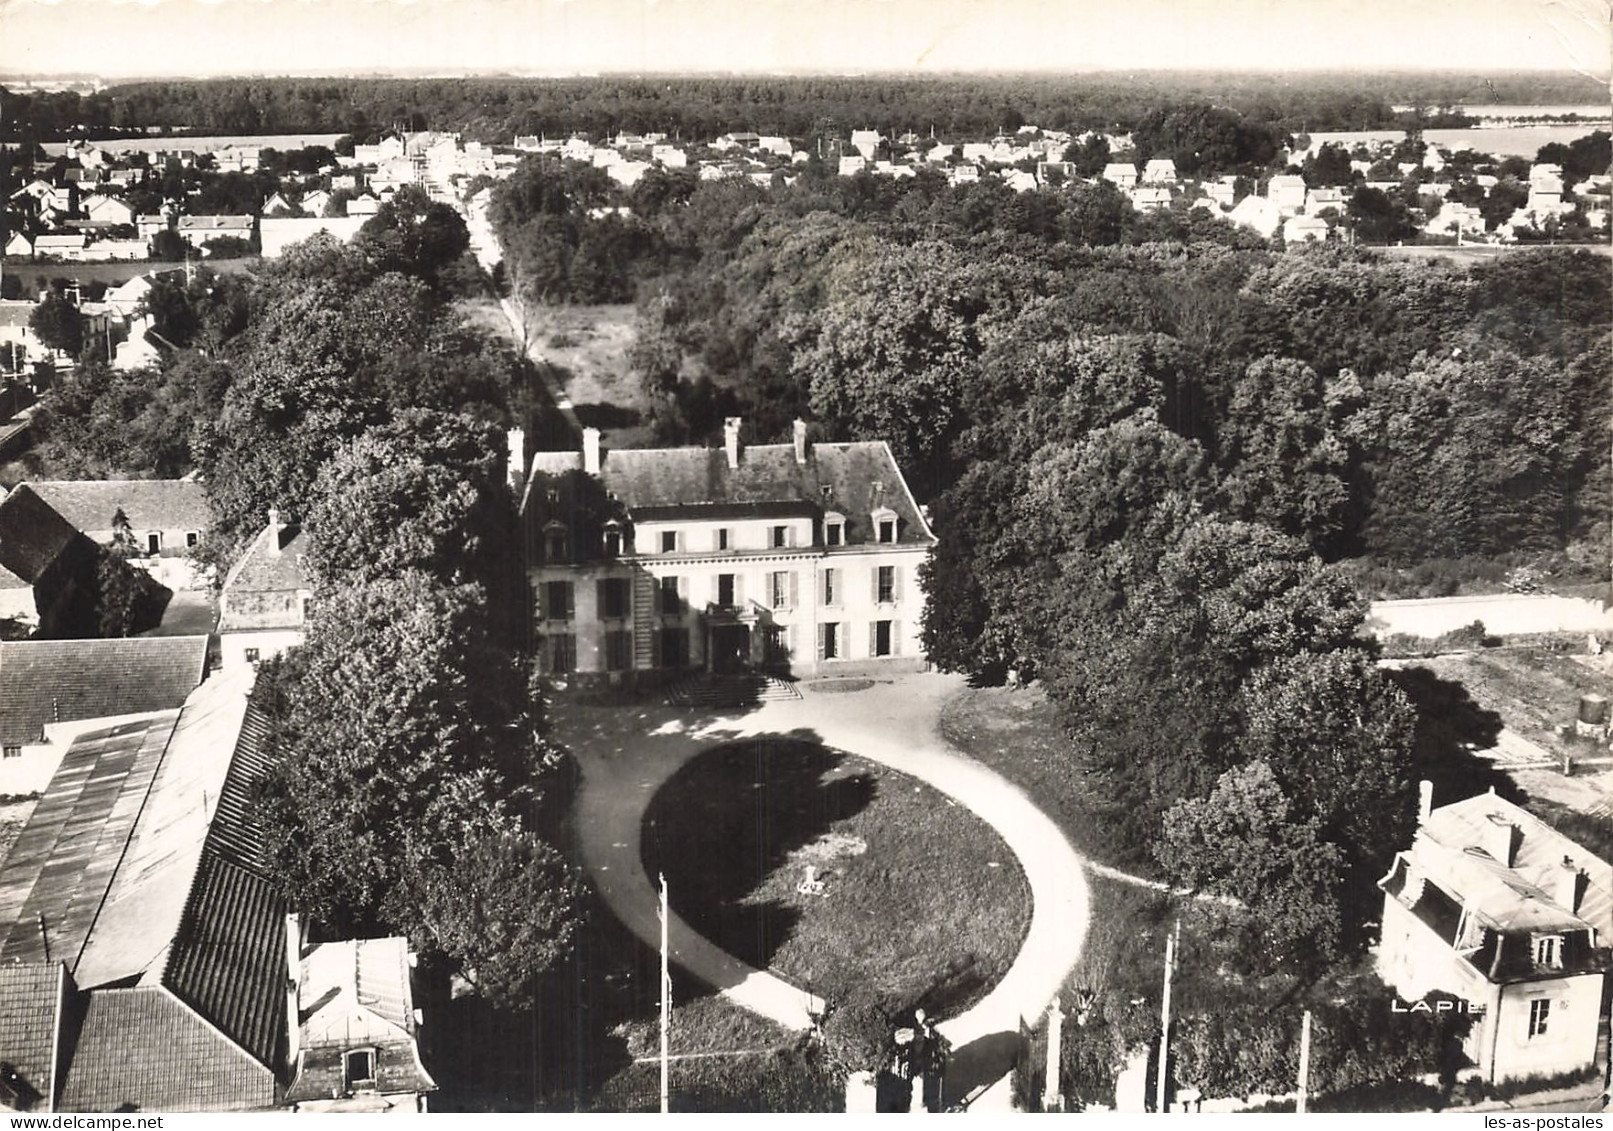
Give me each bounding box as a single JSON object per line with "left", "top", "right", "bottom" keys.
{"left": 869, "top": 567, "right": 879, "bottom": 604}
{"left": 734, "top": 572, "right": 745, "bottom": 606}
{"left": 817, "top": 623, "right": 827, "bottom": 661}
{"left": 867, "top": 621, "right": 877, "bottom": 657}
{"left": 789, "top": 571, "right": 799, "bottom": 608}
{"left": 892, "top": 619, "right": 902, "bottom": 655}
{"left": 893, "top": 566, "right": 903, "bottom": 603}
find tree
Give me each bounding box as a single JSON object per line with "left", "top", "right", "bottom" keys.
{"left": 304, "top": 410, "right": 522, "bottom": 626}
{"left": 29, "top": 291, "right": 82, "bottom": 356}
{"left": 1347, "top": 185, "right": 1415, "bottom": 244}
{"left": 417, "top": 827, "right": 582, "bottom": 1007}
{"left": 257, "top": 573, "right": 551, "bottom": 938}
{"left": 358, "top": 184, "right": 472, "bottom": 283}
{"left": 1238, "top": 650, "right": 1417, "bottom": 880}
{"left": 1156, "top": 761, "right": 1344, "bottom": 971}
{"left": 95, "top": 508, "right": 145, "bottom": 637}
{"left": 793, "top": 239, "right": 995, "bottom": 483}
{"left": 150, "top": 227, "right": 187, "bottom": 261}
{"left": 1215, "top": 355, "right": 1351, "bottom": 548}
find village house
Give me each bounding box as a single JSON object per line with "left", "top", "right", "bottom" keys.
{"left": 1101, "top": 162, "right": 1139, "bottom": 189}
{"left": 1228, "top": 194, "right": 1283, "bottom": 240}
{"left": 33, "top": 233, "right": 87, "bottom": 261}
{"left": 260, "top": 215, "right": 366, "bottom": 258}
{"left": 216, "top": 510, "right": 312, "bottom": 670}
{"left": 1129, "top": 185, "right": 1173, "bottom": 211}
{"left": 1379, "top": 785, "right": 1613, "bottom": 1083}
{"left": 1141, "top": 157, "right": 1178, "bottom": 184}
{"left": 0, "top": 670, "right": 436, "bottom": 1112}
{"left": 135, "top": 213, "right": 168, "bottom": 240}
{"left": 80, "top": 194, "right": 135, "bottom": 226}
{"left": 0, "top": 635, "right": 209, "bottom": 794}
{"left": 1266, "top": 174, "right": 1309, "bottom": 215}
{"left": 176, "top": 214, "right": 255, "bottom": 251}
{"left": 4, "top": 232, "right": 33, "bottom": 259}
{"left": 520, "top": 419, "right": 935, "bottom": 688}
{"left": 1282, "top": 214, "right": 1329, "bottom": 244}
{"left": 0, "top": 485, "right": 105, "bottom": 638}
{"left": 0, "top": 301, "right": 44, "bottom": 370}
{"left": 103, "top": 275, "right": 155, "bottom": 320}
{"left": 24, "top": 478, "right": 210, "bottom": 589}
{"left": 1305, "top": 186, "right": 1348, "bottom": 216}
{"left": 284, "top": 936, "right": 437, "bottom": 1112}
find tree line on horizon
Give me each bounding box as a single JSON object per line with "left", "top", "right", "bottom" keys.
{"left": 3, "top": 70, "right": 1605, "bottom": 147}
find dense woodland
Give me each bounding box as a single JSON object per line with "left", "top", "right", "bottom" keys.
{"left": 4, "top": 70, "right": 1605, "bottom": 146}
{"left": 489, "top": 149, "right": 1611, "bottom": 998}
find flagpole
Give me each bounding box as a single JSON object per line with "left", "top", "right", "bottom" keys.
{"left": 1296, "top": 1009, "right": 1313, "bottom": 1114}
{"left": 660, "top": 873, "right": 670, "bottom": 1114}
{"left": 1156, "top": 920, "right": 1179, "bottom": 1114}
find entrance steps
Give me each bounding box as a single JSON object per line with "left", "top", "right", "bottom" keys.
{"left": 665, "top": 672, "right": 803, "bottom": 709}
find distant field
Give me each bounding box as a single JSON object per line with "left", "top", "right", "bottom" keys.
{"left": 524, "top": 304, "right": 652, "bottom": 447}
{"left": 1380, "top": 243, "right": 1612, "bottom": 263}
{"left": 5, "top": 258, "right": 258, "bottom": 294}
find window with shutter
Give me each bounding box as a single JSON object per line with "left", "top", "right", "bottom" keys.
{"left": 892, "top": 619, "right": 901, "bottom": 655}
{"left": 892, "top": 566, "right": 903, "bottom": 603}
{"left": 789, "top": 571, "right": 799, "bottom": 608}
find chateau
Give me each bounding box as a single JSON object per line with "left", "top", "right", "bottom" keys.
{"left": 518, "top": 419, "right": 935, "bottom": 686}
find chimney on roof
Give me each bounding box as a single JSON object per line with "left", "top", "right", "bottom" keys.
{"left": 724, "top": 417, "right": 742, "bottom": 470}
{"left": 267, "top": 508, "right": 282, "bottom": 556}
{"left": 507, "top": 427, "right": 526, "bottom": 493}
{"left": 793, "top": 418, "right": 810, "bottom": 465}
{"left": 1483, "top": 813, "right": 1519, "bottom": 868}
{"left": 1556, "top": 859, "right": 1587, "bottom": 914}
{"left": 582, "top": 427, "right": 601, "bottom": 476}
{"left": 1418, "top": 780, "right": 1433, "bottom": 826}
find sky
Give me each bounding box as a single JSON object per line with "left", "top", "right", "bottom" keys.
{"left": 0, "top": 0, "right": 1608, "bottom": 80}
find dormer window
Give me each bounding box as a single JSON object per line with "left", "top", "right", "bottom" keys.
{"left": 1533, "top": 934, "right": 1562, "bottom": 969}
{"left": 344, "top": 1048, "right": 376, "bottom": 1093}
{"left": 771, "top": 524, "right": 790, "bottom": 549}
{"left": 824, "top": 512, "right": 844, "bottom": 547}
{"left": 545, "top": 522, "right": 571, "bottom": 561}
{"left": 871, "top": 506, "right": 898, "bottom": 544}
{"left": 603, "top": 524, "right": 622, "bottom": 559}
{"left": 661, "top": 530, "right": 678, "bottom": 554}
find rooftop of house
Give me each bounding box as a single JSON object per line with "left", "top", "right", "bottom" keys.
{"left": 285, "top": 937, "right": 437, "bottom": 1104}
{"left": 0, "top": 301, "right": 37, "bottom": 330}
{"left": 526, "top": 434, "right": 935, "bottom": 550}
{"left": 0, "top": 963, "right": 67, "bottom": 1112}
{"left": 1382, "top": 789, "right": 1613, "bottom": 983}
{"left": 176, "top": 215, "right": 253, "bottom": 230}
{"left": 24, "top": 478, "right": 210, "bottom": 537}
{"left": 220, "top": 520, "right": 309, "bottom": 597}
{"left": 0, "top": 635, "right": 210, "bottom": 746}
{"left": 0, "top": 670, "right": 288, "bottom": 1111}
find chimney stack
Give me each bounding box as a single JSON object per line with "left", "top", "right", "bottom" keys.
{"left": 1556, "top": 859, "right": 1587, "bottom": 914}
{"left": 267, "top": 508, "right": 282, "bottom": 556}
{"left": 1417, "top": 780, "right": 1433, "bottom": 826}
{"left": 582, "top": 427, "right": 601, "bottom": 476}
{"left": 506, "top": 427, "right": 526, "bottom": 493}
{"left": 793, "top": 418, "right": 810, "bottom": 465}
{"left": 724, "top": 417, "right": 742, "bottom": 470}
{"left": 1483, "top": 813, "right": 1519, "bottom": 868}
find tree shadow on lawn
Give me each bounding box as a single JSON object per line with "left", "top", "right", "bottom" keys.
{"left": 1387, "top": 666, "right": 1526, "bottom": 805}
{"left": 641, "top": 732, "right": 876, "bottom": 976}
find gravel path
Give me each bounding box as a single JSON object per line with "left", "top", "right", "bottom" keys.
{"left": 558, "top": 672, "right": 1092, "bottom": 1111}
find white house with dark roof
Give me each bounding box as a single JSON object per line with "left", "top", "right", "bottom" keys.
{"left": 519, "top": 418, "right": 936, "bottom": 687}
{"left": 217, "top": 510, "right": 313, "bottom": 670}
{"left": 176, "top": 214, "right": 255, "bottom": 251}
{"left": 1101, "top": 163, "right": 1139, "bottom": 189}
{"left": 24, "top": 478, "right": 210, "bottom": 589}
{"left": 1378, "top": 784, "right": 1613, "bottom": 1083}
